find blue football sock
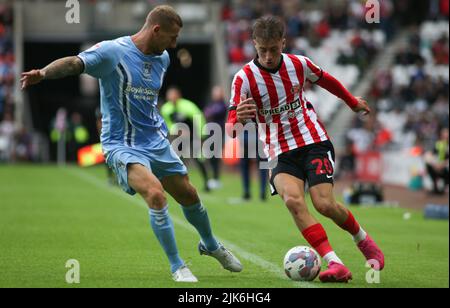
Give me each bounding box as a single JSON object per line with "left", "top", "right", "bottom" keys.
{"left": 149, "top": 206, "right": 184, "bottom": 273}
{"left": 182, "top": 202, "right": 219, "bottom": 252}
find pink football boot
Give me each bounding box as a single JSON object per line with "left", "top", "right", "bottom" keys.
{"left": 357, "top": 235, "right": 385, "bottom": 270}
{"left": 319, "top": 262, "right": 353, "bottom": 283}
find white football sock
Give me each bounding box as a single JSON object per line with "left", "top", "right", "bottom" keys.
{"left": 353, "top": 227, "right": 367, "bottom": 244}
{"left": 323, "top": 251, "right": 344, "bottom": 265}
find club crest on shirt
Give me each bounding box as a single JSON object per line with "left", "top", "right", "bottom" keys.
{"left": 291, "top": 84, "right": 301, "bottom": 95}
{"left": 143, "top": 62, "right": 152, "bottom": 79}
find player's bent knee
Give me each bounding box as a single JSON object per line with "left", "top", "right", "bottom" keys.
{"left": 314, "top": 199, "right": 336, "bottom": 218}
{"left": 143, "top": 188, "right": 167, "bottom": 210}
{"left": 284, "top": 196, "right": 307, "bottom": 216}
{"left": 180, "top": 185, "right": 200, "bottom": 206}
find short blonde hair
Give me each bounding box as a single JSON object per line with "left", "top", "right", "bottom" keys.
{"left": 147, "top": 5, "right": 183, "bottom": 30}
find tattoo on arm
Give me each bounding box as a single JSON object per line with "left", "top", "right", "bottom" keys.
{"left": 41, "top": 56, "right": 84, "bottom": 80}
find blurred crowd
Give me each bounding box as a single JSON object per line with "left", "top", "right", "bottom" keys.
{"left": 0, "top": 3, "right": 19, "bottom": 162}
{"left": 222, "top": 0, "right": 397, "bottom": 75}
{"left": 343, "top": 15, "right": 448, "bottom": 193}
{"left": 0, "top": 3, "right": 14, "bottom": 120}
{"left": 0, "top": 3, "right": 39, "bottom": 163}
{"left": 347, "top": 21, "right": 449, "bottom": 155}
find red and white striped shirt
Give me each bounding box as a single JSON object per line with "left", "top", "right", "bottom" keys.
{"left": 228, "top": 53, "right": 335, "bottom": 160}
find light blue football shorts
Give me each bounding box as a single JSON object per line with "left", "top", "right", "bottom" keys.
{"left": 105, "top": 141, "right": 188, "bottom": 195}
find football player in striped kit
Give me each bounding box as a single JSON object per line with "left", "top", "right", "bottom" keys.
{"left": 227, "top": 16, "right": 384, "bottom": 283}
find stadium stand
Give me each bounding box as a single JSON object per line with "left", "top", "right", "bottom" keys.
{"left": 0, "top": 3, "right": 14, "bottom": 120}
{"left": 351, "top": 20, "right": 449, "bottom": 153}
{"left": 0, "top": 3, "right": 14, "bottom": 161}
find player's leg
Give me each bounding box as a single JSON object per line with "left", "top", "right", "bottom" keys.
{"left": 152, "top": 141, "right": 242, "bottom": 272}
{"left": 309, "top": 183, "right": 349, "bottom": 225}
{"left": 272, "top": 173, "right": 352, "bottom": 282}
{"left": 106, "top": 147, "right": 197, "bottom": 282}
{"left": 309, "top": 183, "right": 385, "bottom": 270}
{"left": 161, "top": 174, "right": 243, "bottom": 272}
{"left": 273, "top": 173, "right": 317, "bottom": 230}
{"left": 305, "top": 140, "right": 385, "bottom": 270}
{"left": 127, "top": 163, "right": 194, "bottom": 280}
{"left": 161, "top": 174, "right": 217, "bottom": 251}
{"left": 309, "top": 183, "right": 368, "bottom": 244}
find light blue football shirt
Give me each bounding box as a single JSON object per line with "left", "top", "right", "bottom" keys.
{"left": 78, "top": 36, "right": 170, "bottom": 153}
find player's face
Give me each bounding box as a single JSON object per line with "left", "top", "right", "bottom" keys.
{"left": 253, "top": 38, "right": 285, "bottom": 70}
{"left": 154, "top": 24, "right": 181, "bottom": 54}
{"left": 167, "top": 88, "right": 181, "bottom": 103}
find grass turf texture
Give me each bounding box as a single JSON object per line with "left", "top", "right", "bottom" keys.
{"left": 0, "top": 164, "right": 448, "bottom": 288}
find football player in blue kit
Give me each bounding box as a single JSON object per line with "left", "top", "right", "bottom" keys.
{"left": 21, "top": 5, "right": 242, "bottom": 283}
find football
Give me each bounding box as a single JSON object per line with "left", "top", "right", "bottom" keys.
{"left": 283, "top": 246, "right": 322, "bottom": 281}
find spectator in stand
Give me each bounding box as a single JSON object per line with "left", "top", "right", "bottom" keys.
{"left": 432, "top": 34, "right": 449, "bottom": 65}
{"left": 229, "top": 41, "right": 247, "bottom": 63}
{"left": 424, "top": 127, "right": 449, "bottom": 195}
{"left": 440, "top": 0, "right": 450, "bottom": 18}
{"left": 430, "top": 0, "right": 450, "bottom": 19}
{"left": 395, "top": 44, "right": 425, "bottom": 66}
{"left": 347, "top": 117, "right": 377, "bottom": 154}
{"left": 336, "top": 139, "right": 357, "bottom": 180}
{"left": 0, "top": 111, "right": 14, "bottom": 161}
{"left": 14, "top": 126, "right": 33, "bottom": 162}
{"left": 314, "top": 17, "right": 331, "bottom": 39}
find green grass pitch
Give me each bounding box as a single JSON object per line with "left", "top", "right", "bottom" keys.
{"left": 0, "top": 164, "right": 448, "bottom": 288}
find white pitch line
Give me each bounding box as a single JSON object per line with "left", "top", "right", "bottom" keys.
{"left": 65, "top": 167, "right": 319, "bottom": 288}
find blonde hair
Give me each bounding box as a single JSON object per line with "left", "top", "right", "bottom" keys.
{"left": 146, "top": 5, "right": 183, "bottom": 30}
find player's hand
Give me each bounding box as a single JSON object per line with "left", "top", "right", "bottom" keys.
{"left": 351, "top": 97, "right": 371, "bottom": 116}
{"left": 236, "top": 95, "right": 257, "bottom": 124}
{"left": 20, "top": 69, "right": 45, "bottom": 90}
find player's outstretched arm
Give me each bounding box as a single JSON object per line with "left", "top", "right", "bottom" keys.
{"left": 315, "top": 71, "right": 370, "bottom": 115}
{"left": 21, "top": 56, "right": 84, "bottom": 90}
{"left": 351, "top": 96, "right": 371, "bottom": 115}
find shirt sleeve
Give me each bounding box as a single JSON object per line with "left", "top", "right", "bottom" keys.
{"left": 316, "top": 71, "right": 359, "bottom": 109}
{"left": 162, "top": 50, "right": 171, "bottom": 70}
{"left": 303, "top": 56, "right": 324, "bottom": 83}
{"left": 229, "top": 72, "right": 250, "bottom": 109}
{"left": 78, "top": 41, "right": 122, "bottom": 79}
{"left": 226, "top": 72, "right": 250, "bottom": 137}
